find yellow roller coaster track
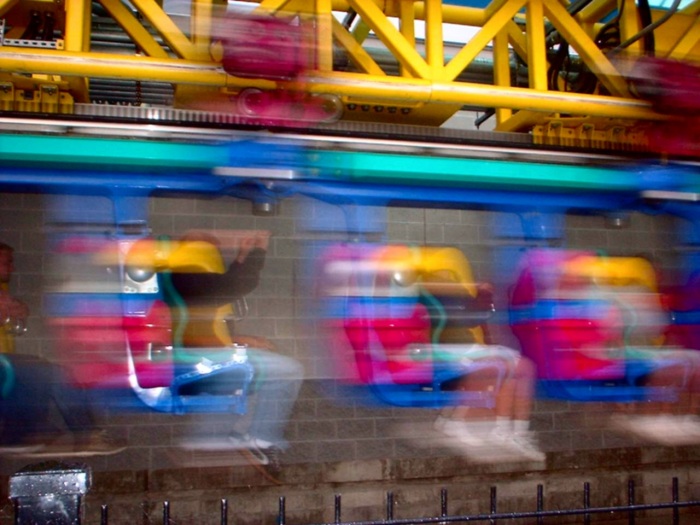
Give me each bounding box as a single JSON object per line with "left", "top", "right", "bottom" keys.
{"left": 0, "top": 0, "right": 699, "bottom": 149}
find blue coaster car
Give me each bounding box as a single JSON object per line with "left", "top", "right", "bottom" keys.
{"left": 316, "top": 242, "right": 510, "bottom": 408}
{"left": 509, "top": 249, "right": 685, "bottom": 402}
{"left": 45, "top": 233, "right": 253, "bottom": 415}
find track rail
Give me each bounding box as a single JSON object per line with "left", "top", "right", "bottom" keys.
{"left": 0, "top": 104, "right": 674, "bottom": 171}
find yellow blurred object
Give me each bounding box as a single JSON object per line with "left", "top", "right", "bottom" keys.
{"left": 0, "top": 282, "right": 14, "bottom": 354}
{"left": 124, "top": 239, "right": 167, "bottom": 270}
{"left": 182, "top": 229, "right": 271, "bottom": 253}
{"left": 372, "top": 244, "right": 420, "bottom": 294}
{"left": 418, "top": 246, "right": 485, "bottom": 345}
{"left": 419, "top": 247, "right": 479, "bottom": 298}
{"left": 181, "top": 303, "right": 235, "bottom": 348}
{"left": 168, "top": 241, "right": 225, "bottom": 274}
{"left": 564, "top": 255, "right": 658, "bottom": 292}
{"left": 371, "top": 244, "right": 486, "bottom": 344}
{"left": 125, "top": 238, "right": 225, "bottom": 274}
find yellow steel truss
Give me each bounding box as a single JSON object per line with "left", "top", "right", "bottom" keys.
{"left": 0, "top": 0, "right": 699, "bottom": 142}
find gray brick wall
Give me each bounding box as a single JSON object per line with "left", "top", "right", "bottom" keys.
{"left": 0, "top": 191, "right": 684, "bottom": 474}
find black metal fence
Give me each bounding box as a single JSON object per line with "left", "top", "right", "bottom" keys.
{"left": 89, "top": 477, "right": 699, "bottom": 525}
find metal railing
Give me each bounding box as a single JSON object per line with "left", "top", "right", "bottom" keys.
{"left": 92, "top": 477, "right": 700, "bottom": 525}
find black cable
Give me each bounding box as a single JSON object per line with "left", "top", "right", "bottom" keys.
{"left": 637, "top": 0, "right": 656, "bottom": 55}
{"left": 610, "top": 0, "right": 682, "bottom": 54}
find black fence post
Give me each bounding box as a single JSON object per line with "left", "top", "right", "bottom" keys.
{"left": 334, "top": 494, "right": 342, "bottom": 523}
{"left": 628, "top": 479, "right": 635, "bottom": 525}
{"left": 490, "top": 486, "right": 497, "bottom": 525}
{"left": 278, "top": 496, "right": 286, "bottom": 525}
{"left": 221, "top": 498, "right": 228, "bottom": 525}
{"left": 672, "top": 477, "right": 679, "bottom": 525}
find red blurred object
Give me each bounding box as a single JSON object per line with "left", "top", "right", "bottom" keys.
{"left": 123, "top": 300, "right": 174, "bottom": 389}
{"left": 236, "top": 88, "right": 342, "bottom": 126}
{"left": 631, "top": 57, "right": 700, "bottom": 116}
{"left": 629, "top": 57, "right": 700, "bottom": 158}
{"left": 511, "top": 319, "right": 625, "bottom": 381}
{"left": 52, "top": 314, "right": 131, "bottom": 389}
{"left": 664, "top": 274, "right": 700, "bottom": 350}
{"left": 341, "top": 304, "right": 433, "bottom": 385}
{"left": 646, "top": 119, "right": 700, "bottom": 158}
{"left": 216, "top": 13, "right": 342, "bottom": 126}
{"left": 509, "top": 250, "right": 626, "bottom": 382}
{"left": 221, "top": 14, "right": 309, "bottom": 80}
{"left": 52, "top": 300, "right": 173, "bottom": 390}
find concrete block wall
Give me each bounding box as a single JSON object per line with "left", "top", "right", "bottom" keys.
{"left": 53, "top": 445, "right": 700, "bottom": 524}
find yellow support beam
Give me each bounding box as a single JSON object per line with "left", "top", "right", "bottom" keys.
{"left": 6, "top": 0, "right": 699, "bottom": 134}
{"left": 496, "top": 109, "right": 547, "bottom": 132}
{"left": 526, "top": 0, "right": 548, "bottom": 91}
{"left": 667, "top": 16, "right": 700, "bottom": 59}
{"left": 424, "top": 0, "right": 445, "bottom": 79}
{"left": 681, "top": 0, "right": 700, "bottom": 16}
{"left": 484, "top": 0, "right": 518, "bottom": 22}
{"left": 506, "top": 20, "right": 528, "bottom": 61}
{"left": 416, "top": 3, "right": 485, "bottom": 26}
{"left": 65, "top": 78, "right": 89, "bottom": 104}
{"left": 443, "top": 0, "right": 527, "bottom": 82}
{"left": 0, "top": 81, "right": 13, "bottom": 110}
{"left": 618, "top": 0, "right": 643, "bottom": 56}
{"left": 577, "top": 0, "right": 615, "bottom": 24}
{"left": 331, "top": 17, "right": 385, "bottom": 75}
{"left": 191, "top": 0, "right": 219, "bottom": 60}
{"left": 0, "top": 48, "right": 231, "bottom": 85}
{"left": 253, "top": 0, "right": 295, "bottom": 13}
{"left": 431, "top": 82, "right": 647, "bottom": 118}
{"left": 130, "top": 0, "right": 198, "bottom": 59}
{"left": 0, "top": 0, "right": 18, "bottom": 18}
{"left": 272, "top": 1, "right": 309, "bottom": 16}
{"left": 64, "top": 0, "right": 91, "bottom": 52}
{"left": 352, "top": 18, "right": 372, "bottom": 42}
{"left": 398, "top": 0, "right": 415, "bottom": 77}
{"left": 493, "top": 29, "right": 512, "bottom": 124}
{"left": 544, "top": 0, "right": 630, "bottom": 97}
{"left": 0, "top": 46, "right": 664, "bottom": 122}
{"left": 316, "top": 0, "right": 334, "bottom": 71}
{"left": 98, "top": 0, "right": 169, "bottom": 58}
{"left": 346, "top": 0, "right": 431, "bottom": 78}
